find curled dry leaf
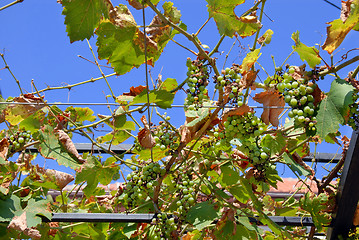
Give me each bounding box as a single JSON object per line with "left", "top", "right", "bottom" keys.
{"left": 8, "top": 212, "right": 41, "bottom": 240}
{"left": 340, "top": 0, "right": 352, "bottom": 22}
{"left": 123, "top": 85, "right": 147, "bottom": 96}
{"left": 253, "top": 90, "right": 285, "bottom": 127}
{"left": 180, "top": 116, "right": 219, "bottom": 145}
{"left": 138, "top": 116, "right": 156, "bottom": 149}
{"left": 56, "top": 130, "right": 85, "bottom": 163}
{"left": 0, "top": 138, "right": 9, "bottom": 160}
{"left": 37, "top": 166, "right": 74, "bottom": 190}
{"left": 290, "top": 65, "right": 306, "bottom": 81}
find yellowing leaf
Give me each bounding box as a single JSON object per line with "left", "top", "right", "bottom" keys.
{"left": 322, "top": 0, "right": 359, "bottom": 54}
{"left": 240, "top": 49, "right": 261, "bottom": 73}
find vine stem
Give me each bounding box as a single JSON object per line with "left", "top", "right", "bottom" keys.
{"left": 319, "top": 55, "right": 359, "bottom": 77}
{"left": 0, "top": 53, "right": 23, "bottom": 94}
{"left": 351, "top": 64, "right": 359, "bottom": 79}
{"left": 250, "top": 0, "right": 266, "bottom": 51}
{"left": 194, "top": 17, "right": 211, "bottom": 37}
{"left": 170, "top": 39, "right": 197, "bottom": 56}
{"left": 86, "top": 39, "right": 116, "bottom": 101}
{"left": 0, "top": 0, "right": 23, "bottom": 12}
{"left": 36, "top": 72, "right": 117, "bottom": 93}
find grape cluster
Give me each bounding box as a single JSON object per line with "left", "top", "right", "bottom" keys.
{"left": 7, "top": 130, "right": 32, "bottom": 155}
{"left": 221, "top": 112, "right": 267, "bottom": 140}
{"left": 122, "top": 162, "right": 164, "bottom": 208}
{"left": 185, "top": 58, "right": 209, "bottom": 110}
{"left": 348, "top": 91, "right": 359, "bottom": 129}
{"left": 149, "top": 213, "right": 177, "bottom": 240}
{"left": 153, "top": 117, "right": 179, "bottom": 152}
{"left": 173, "top": 167, "right": 197, "bottom": 217}
{"left": 277, "top": 66, "right": 317, "bottom": 132}
{"left": 214, "top": 66, "right": 244, "bottom": 106}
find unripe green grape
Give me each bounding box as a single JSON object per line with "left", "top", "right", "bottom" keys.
{"left": 288, "top": 67, "right": 295, "bottom": 74}
{"left": 290, "top": 98, "right": 298, "bottom": 107}
{"left": 300, "top": 96, "right": 307, "bottom": 105}
{"left": 288, "top": 111, "right": 294, "bottom": 118}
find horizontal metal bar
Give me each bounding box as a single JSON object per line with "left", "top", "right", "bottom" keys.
{"left": 249, "top": 216, "right": 314, "bottom": 226}
{"left": 43, "top": 213, "right": 155, "bottom": 223}
{"left": 43, "top": 213, "right": 313, "bottom": 227}
{"left": 26, "top": 143, "right": 133, "bottom": 154}
{"left": 27, "top": 143, "right": 342, "bottom": 163}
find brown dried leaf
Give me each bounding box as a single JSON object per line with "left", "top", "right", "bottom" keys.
{"left": 138, "top": 128, "right": 156, "bottom": 149}
{"left": 123, "top": 85, "right": 147, "bottom": 96}
{"left": 0, "top": 138, "right": 9, "bottom": 160}
{"left": 311, "top": 83, "right": 325, "bottom": 107}
{"left": 253, "top": 90, "right": 285, "bottom": 127}
{"left": 56, "top": 130, "right": 85, "bottom": 163}
{"left": 37, "top": 166, "right": 74, "bottom": 190}
{"left": 222, "top": 105, "right": 251, "bottom": 124}
{"left": 126, "top": 0, "right": 144, "bottom": 10}
{"left": 242, "top": 70, "right": 259, "bottom": 88}
{"left": 341, "top": 0, "right": 353, "bottom": 22}
{"left": 8, "top": 212, "right": 41, "bottom": 239}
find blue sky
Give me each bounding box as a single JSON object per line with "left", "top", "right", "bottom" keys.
{"left": 0, "top": 0, "right": 357, "bottom": 178}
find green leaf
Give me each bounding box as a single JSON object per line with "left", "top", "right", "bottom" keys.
{"left": 283, "top": 152, "right": 311, "bottom": 176}
{"left": 261, "top": 133, "right": 286, "bottom": 157}
{"left": 19, "top": 110, "right": 45, "bottom": 134}
{"left": 123, "top": 223, "right": 138, "bottom": 239}
{"left": 291, "top": 31, "right": 321, "bottom": 68}
{"left": 130, "top": 89, "right": 175, "bottom": 109}
{"left": 37, "top": 125, "right": 82, "bottom": 169}
{"left": 96, "top": 5, "right": 144, "bottom": 75}
{"left": 206, "top": 0, "right": 261, "bottom": 37}
{"left": 0, "top": 195, "right": 22, "bottom": 222}
{"left": 62, "top": 0, "right": 109, "bottom": 42}
{"left": 159, "top": 78, "right": 178, "bottom": 91}
{"left": 220, "top": 164, "right": 239, "bottom": 186}
{"left": 228, "top": 185, "right": 249, "bottom": 203}
{"left": 97, "top": 130, "right": 131, "bottom": 145}
{"left": 322, "top": 0, "right": 359, "bottom": 54}
{"left": 24, "top": 197, "right": 52, "bottom": 227}
{"left": 133, "top": 145, "right": 166, "bottom": 161}
{"left": 316, "top": 78, "right": 354, "bottom": 139}
{"left": 186, "top": 201, "right": 219, "bottom": 230}
{"left": 75, "top": 155, "right": 120, "bottom": 197}
{"left": 73, "top": 107, "right": 96, "bottom": 123}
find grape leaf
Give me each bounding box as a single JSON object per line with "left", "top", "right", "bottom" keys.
{"left": 316, "top": 78, "right": 354, "bottom": 140}
{"left": 37, "top": 125, "right": 82, "bottom": 169}
{"left": 240, "top": 49, "right": 261, "bottom": 73}
{"left": 283, "top": 152, "right": 312, "bottom": 177}
{"left": 163, "top": 2, "right": 181, "bottom": 24}
{"left": 61, "top": 0, "right": 109, "bottom": 42}
{"left": 291, "top": 31, "right": 321, "bottom": 68}
{"left": 159, "top": 78, "right": 178, "bottom": 91}
{"left": 97, "top": 130, "right": 131, "bottom": 145}
{"left": 253, "top": 90, "right": 285, "bottom": 127}
{"left": 206, "top": 0, "right": 261, "bottom": 37}
{"left": 322, "top": 0, "right": 359, "bottom": 54}
{"left": 130, "top": 89, "right": 175, "bottom": 109}
{"left": 75, "top": 155, "right": 120, "bottom": 197}
{"left": 220, "top": 164, "right": 239, "bottom": 186}
{"left": 186, "top": 201, "right": 219, "bottom": 230}
{"left": 5, "top": 95, "right": 44, "bottom": 125}
{"left": 23, "top": 197, "right": 52, "bottom": 228}
{"left": 0, "top": 195, "right": 22, "bottom": 222}
{"left": 257, "top": 29, "right": 273, "bottom": 46}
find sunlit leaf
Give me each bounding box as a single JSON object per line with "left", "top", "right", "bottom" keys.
{"left": 186, "top": 201, "right": 219, "bottom": 230}
{"left": 61, "top": 0, "right": 109, "bottom": 42}
{"left": 206, "top": 0, "right": 261, "bottom": 37}
{"left": 291, "top": 31, "right": 321, "bottom": 68}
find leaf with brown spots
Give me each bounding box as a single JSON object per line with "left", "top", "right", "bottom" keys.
{"left": 253, "top": 90, "right": 285, "bottom": 127}
{"left": 126, "top": 0, "right": 144, "bottom": 10}
{"left": 8, "top": 213, "right": 41, "bottom": 239}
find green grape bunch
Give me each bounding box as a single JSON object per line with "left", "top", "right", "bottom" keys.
{"left": 214, "top": 66, "right": 245, "bottom": 106}
{"left": 153, "top": 116, "right": 179, "bottom": 153}
{"left": 121, "top": 162, "right": 164, "bottom": 209}
{"left": 276, "top": 66, "right": 318, "bottom": 132}
{"left": 148, "top": 213, "right": 177, "bottom": 240}
{"left": 348, "top": 90, "right": 359, "bottom": 129}
{"left": 7, "top": 130, "right": 32, "bottom": 155}
{"left": 185, "top": 58, "right": 210, "bottom": 110}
